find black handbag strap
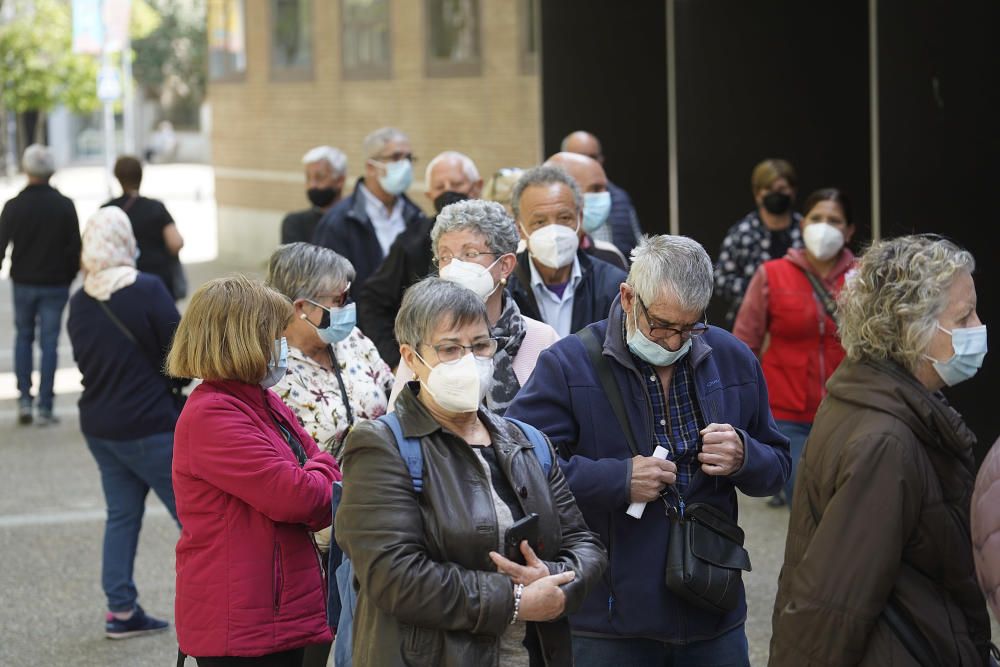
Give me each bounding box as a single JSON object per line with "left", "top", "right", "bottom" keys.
{"left": 95, "top": 298, "right": 178, "bottom": 401}
{"left": 794, "top": 263, "right": 838, "bottom": 319}
{"left": 577, "top": 326, "right": 642, "bottom": 458}
{"left": 883, "top": 596, "right": 937, "bottom": 667}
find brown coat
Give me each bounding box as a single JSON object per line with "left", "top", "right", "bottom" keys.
{"left": 972, "top": 436, "right": 1000, "bottom": 619}
{"left": 334, "top": 385, "right": 607, "bottom": 667}
{"left": 770, "top": 359, "right": 991, "bottom": 666}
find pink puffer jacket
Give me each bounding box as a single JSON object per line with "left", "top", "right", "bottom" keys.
{"left": 972, "top": 435, "right": 1000, "bottom": 619}
{"left": 173, "top": 379, "right": 340, "bottom": 658}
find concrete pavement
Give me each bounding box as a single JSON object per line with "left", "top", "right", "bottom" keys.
{"left": 0, "top": 164, "right": 796, "bottom": 665}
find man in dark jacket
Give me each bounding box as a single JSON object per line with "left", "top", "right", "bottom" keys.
{"left": 357, "top": 150, "right": 482, "bottom": 367}
{"left": 312, "top": 127, "right": 429, "bottom": 293}
{"left": 561, "top": 130, "right": 643, "bottom": 259}
{"left": 0, "top": 144, "right": 81, "bottom": 425}
{"left": 506, "top": 234, "right": 789, "bottom": 665}
{"left": 505, "top": 165, "right": 626, "bottom": 338}
{"left": 280, "top": 145, "right": 348, "bottom": 244}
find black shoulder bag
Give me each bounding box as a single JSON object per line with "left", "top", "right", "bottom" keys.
{"left": 96, "top": 299, "right": 188, "bottom": 410}
{"left": 577, "top": 326, "right": 751, "bottom": 614}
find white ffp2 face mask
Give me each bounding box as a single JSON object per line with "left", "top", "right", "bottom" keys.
{"left": 524, "top": 223, "right": 579, "bottom": 269}
{"left": 803, "top": 222, "right": 845, "bottom": 261}
{"left": 415, "top": 351, "right": 492, "bottom": 413}
{"left": 439, "top": 257, "right": 502, "bottom": 301}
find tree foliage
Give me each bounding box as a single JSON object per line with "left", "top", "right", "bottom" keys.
{"left": 0, "top": 0, "right": 100, "bottom": 114}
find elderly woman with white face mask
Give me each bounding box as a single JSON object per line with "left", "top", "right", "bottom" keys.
{"left": 335, "top": 277, "right": 606, "bottom": 667}
{"left": 733, "top": 187, "right": 857, "bottom": 507}
{"left": 67, "top": 206, "right": 184, "bottom": 639}
{"left": 388, "top": 199, "right": 559, "bottom": 414}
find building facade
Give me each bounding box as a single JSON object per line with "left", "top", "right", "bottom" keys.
{"left": 208, "top": 0, "right": 542, "bottom": 265}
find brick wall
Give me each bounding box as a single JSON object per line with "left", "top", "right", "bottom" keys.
{"left": 210, "top": 0, "right": 542, "bottom": 264}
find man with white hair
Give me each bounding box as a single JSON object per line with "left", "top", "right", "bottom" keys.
{"left": 312, "top": 127, "right": 429, "bottom": 293}
{"left": 280, "top": 145, "right": 348, "bottom": 244}
{"left": 0, "top": 144, "right": 82, "bottom": 425}
{"left": 562, "top": 130, "right": 643, "bottom": 258}
{"left": 358, "top": 150, "right": 482, "bottom": 367}
{"left": 506, "top": 235, "right": 789, "bottom": 666}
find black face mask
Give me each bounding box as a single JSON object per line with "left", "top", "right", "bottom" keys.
{"left": 307, "top": 187, "right": 339, "bottom": 208}
{"left": 433, "top": 190, "right": 470, "bottom": 215}
{"left": 761, "top": 191, "right": 792, "bottom": 215}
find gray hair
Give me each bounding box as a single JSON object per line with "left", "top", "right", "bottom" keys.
{"left": 395, "top": 277, "right": 488, "bottom": 349}
{"left": 22, "top": 144, "right": 55, "bottom": 178}
{"left": 265, "top": 242, "right": 356, "bottom": 301}
{"left": 837, "top": 234, "right": 975, "bottom": 374}
{"left": 424, "top": 151, "right": 480, "bottom": 187}
{"left": 430, "top": 199, "right": 519, "bottom": 258}
{"left": 362, "top": 127, "right": 409, "bottom": 159}
{"left": 627, "top": 235, "right": 714, "bottom": 312}
{"left": 510, "top": 165, "right": 583, "bottom": 221}
{"left": 302, "top": 145, "right": 347, "bottom": 176}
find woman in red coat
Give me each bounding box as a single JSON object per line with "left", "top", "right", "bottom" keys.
{"left": 167, "top": 276, "right": 342, "bottom": 666}
{"left": 733, "top": 188, "right": 856, "bottom": 507}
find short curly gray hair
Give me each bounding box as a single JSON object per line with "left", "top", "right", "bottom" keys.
{"left": 395, "top": 277, "right": 488, "bottom": 350}
{"left": 837, "top": 235, "right": 975, "bottom": 374}
{"left": 510, "top": 165, "right": 582, "bottom": 221}
{"left": 430, "top": 199, "right": 520, "bottom": 259}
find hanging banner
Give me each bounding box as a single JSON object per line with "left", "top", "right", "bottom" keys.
{"left": 103, "top": 0, "right": 132, "bottom": 53}
{"left": 72, "top": 0, "right": 104, "bottom": 55}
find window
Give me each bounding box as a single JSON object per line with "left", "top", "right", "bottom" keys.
{"left": 271, "top": 0, "right": 313, "bottom": 80}
{"left": 519, "top": 0, "right": 539, "bottom": 75}
{"left": 208, "top": 0, "right": 247, "bottom": 82}
{"left": 425, "top": 0, "right": 481, "bottom": 77}
{"left": 341, "top": 0, "right": 392, "bottom": 80}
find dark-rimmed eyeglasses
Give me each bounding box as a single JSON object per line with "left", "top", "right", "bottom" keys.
{"left": 636, "top": 296, "right": 709, "bottom": 341}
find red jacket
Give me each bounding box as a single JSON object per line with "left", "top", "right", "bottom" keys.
{"left": 173, "top": 379, "right": 341, "bottom": 658}
{"left": 733, "top": 248, "right": 855, "bottom": 423}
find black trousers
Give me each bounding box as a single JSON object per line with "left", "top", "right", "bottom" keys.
{"left": 193, "top": 647, "right": 305, "bottom": 667}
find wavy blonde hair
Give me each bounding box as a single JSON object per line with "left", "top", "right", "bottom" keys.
{"left": 837, "top": 235, "right": 974, "bottom": 374}
{"left": 167, "top": 275, "right": 293, "bottom": 383}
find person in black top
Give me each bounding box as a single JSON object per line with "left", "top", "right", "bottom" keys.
{"left": 280, "top": 145, "right": 348, "bottom": 244}
{"left": 357, "top": 150, "right": 482, "bottom": 368}
{"left": 0, "top": 144, "right": 81, "bottom": 425}
{"left": 104, "top": 156, "right": 185, "bottom": 300}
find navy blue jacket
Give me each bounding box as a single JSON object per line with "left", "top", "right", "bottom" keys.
{"left": 67, "top": 274, "right": 183, "bottom": 440}
{"left": 606, "top": 180, "right": 643, "bottom": 259}
{"left": 505, "top": 296, "right": 789, "bottom": 642}
{"left": 507, "top": 250, "right": 627, "bottom": 337}
{"left": 311, "top": 179, "right": 429, "bottom": 293}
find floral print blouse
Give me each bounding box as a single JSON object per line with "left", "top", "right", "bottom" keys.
{"left": 274, "top": 328, "right": 393, "bottom": 462}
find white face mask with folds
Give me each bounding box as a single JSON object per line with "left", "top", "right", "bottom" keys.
{"left": 802, "top": 222, "right": 845, "bottom": 261}
{"left": 524, "top": 222, "right": 579, "bottom": 269}
{"left": 439, "top": 257, "right": 502, "bottom": 301}
{"left": 414, "top": 351, "right": 493, "bottom": 413}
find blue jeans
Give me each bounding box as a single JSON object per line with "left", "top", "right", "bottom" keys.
{"left": 85, "top": 433, "right": 179, "bottom": 612}
{"left": 775, "top": 420, "right": 812, "bottom": 503}
{"left": 572, "top": 625, "right": 750, "bottom": 666}
{"left": 12, "top": 282, "right": 69, "bottom": 411}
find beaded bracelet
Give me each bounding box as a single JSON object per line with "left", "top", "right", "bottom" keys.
{"left": 510, "top": 583, "right": 525, "bottom": 624}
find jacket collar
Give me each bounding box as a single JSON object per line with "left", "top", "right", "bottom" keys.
{"left": 203, "top": 378, "right": 272, "bottom": 410}
{"left": 783, "top": 247, "right": 856, "bottom": 282}
{"left": 602, "top": 293, "right": 713, "bottom": 372}
{"left": 347, "top": 177, "right": 422, "bottom": 226}
{"left": 393, "top": 382, "right": 522, "bottom": 451}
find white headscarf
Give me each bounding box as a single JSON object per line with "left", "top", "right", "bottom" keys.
{"left": 82, "top": 207, "right": 138, "bottom": 301}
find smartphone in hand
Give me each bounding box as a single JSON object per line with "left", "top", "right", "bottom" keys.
{"left": 503, "top": 513, "right": 540, "bottom": 565}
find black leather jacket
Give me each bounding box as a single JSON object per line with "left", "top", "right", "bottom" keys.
{"left": 335, "top": 385, "right": 607, "bottom": 666}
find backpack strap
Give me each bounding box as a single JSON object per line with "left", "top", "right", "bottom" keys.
{"left": 378, "top": 413, "right": 424, "bottom": 493}
{"left": 505, "top": 417, "right": 552, "bottom": 478}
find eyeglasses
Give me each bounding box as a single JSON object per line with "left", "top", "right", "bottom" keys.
{"left": 311, "top": 283, "right": 351, "bottom": 309}
{"left": 432, "top": 250, "right": 499, "bottom": 268}
{"left": 636, "top": 296, "right": 709, "bottom": 341}
{"left": 422, "top": 338, "right": 499, "bottom": 364}
{"left": 372, "top": 152, "right": 417, "bottom": 164}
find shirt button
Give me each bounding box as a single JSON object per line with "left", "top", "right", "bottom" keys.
{"left": 649, "top": 375, "right": 656, "bottom": 382}
{"left": 660, "top": 419, "right": 666, "bottom": 426}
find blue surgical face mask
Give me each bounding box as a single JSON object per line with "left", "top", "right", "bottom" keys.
{"left": 923, "top": 323, "right": 988, "bottom": 386}
{"left": 582, "top": 191, "right": 612, "bottom": 234}
{"left": 375, "top": 158, "right": 413, "bottom": 195}
{"left": 305, "top": 300, "right": 356, "bottom": 344}
{"left": 626, "top": 305, "right": 691, "bottom": 367}
{"left": 261, "top": 337, "right": 289, "bottom": 389}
